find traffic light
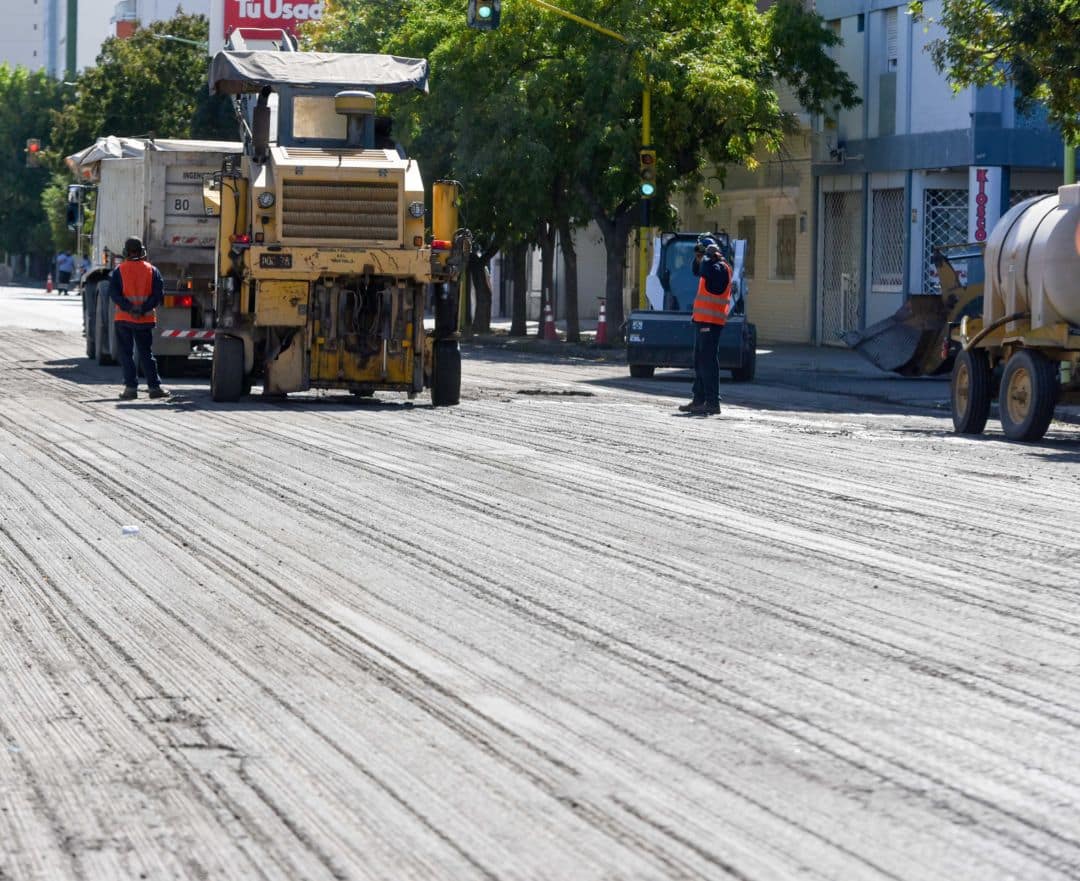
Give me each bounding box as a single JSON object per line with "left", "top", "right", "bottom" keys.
{"left": 638, "top": 147, "right": 657, "bottom": 198}
{"left": 467, "top": 0, "right": 501, "bottom": 30}
{"left": 26, "top": 138, "right": 42, "bottom": 168}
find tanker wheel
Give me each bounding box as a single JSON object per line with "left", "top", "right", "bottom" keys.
{"left": 951, "top": 349, "right": 991, "bottom": 435}
{"left": 629, "top": 364, "right": 655, "bottom": 379}
{"left": 999, "top": 349, "right": 1058, "bottom": 442}
{"left": 211, "top": 335, "right": 245, "bottom": 403}
{"left": 431, "top": 339, "right": 461, "bottom": 407}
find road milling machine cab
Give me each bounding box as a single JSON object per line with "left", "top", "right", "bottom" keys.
{"left": 204, "top": 36, "right": 470, "bottom": 403}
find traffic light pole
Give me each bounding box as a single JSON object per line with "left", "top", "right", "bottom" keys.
{"left": 513, "top": 0, "right": 654, "bottom": 310}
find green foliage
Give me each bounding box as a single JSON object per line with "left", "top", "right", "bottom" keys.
{"left": 0, "top": 64, "right": 64, "bottom": 255}
{"left": 911, "top": 0, "right": 1080, "bottom": 142}
{"left": 308, "top": 0, "right": 855, "bottom": 242}
{"left": 51, "top": 13, "right": 234, "bottom": 161}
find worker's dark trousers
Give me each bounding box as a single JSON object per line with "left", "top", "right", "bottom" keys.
{"left": 115, "top": 322, "right": 161, "bottom": 390}
{"left": 691, "top": 321, "right": 724, "bottom": 406}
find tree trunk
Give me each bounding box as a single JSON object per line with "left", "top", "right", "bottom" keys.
{"left": 597, "top": 211, "right": 634, "bottom": 345}
{"left": 558, "top": 219, "right": 580, "bottom": 343}
{"left": 535, "top": 223, "right": 555, "bottom": 338}
{"left": 509, "top": 242, "right": 528, "bottom": 337}
{"left": 467, "top": 249, "right": 494, "bottom": 334}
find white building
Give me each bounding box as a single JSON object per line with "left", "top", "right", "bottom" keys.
{"left": 1, "top": 0, "right": 48, "bottom": 72}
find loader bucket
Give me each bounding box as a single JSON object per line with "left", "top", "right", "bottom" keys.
{"left": 843, "top": 296, "right": 952, "bottom": 376}
{"left": 843, "top": 248, "right": 984, "bottom": 377}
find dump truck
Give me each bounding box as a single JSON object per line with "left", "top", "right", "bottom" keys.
{"left": 67, "top": 137, "right": 241, "bottom": 374}
{"left": 626, "top": 231, "right": 757, "bottom": 381}
{"left": 949, "top": 184, "right": 1080, "bottom": 441}
{"left": 202, "top": 37, "right": 469, "bottom": 403}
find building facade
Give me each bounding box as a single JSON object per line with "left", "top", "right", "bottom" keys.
{"left": 812, "top": 0, "right": 1063, "bottom": 344}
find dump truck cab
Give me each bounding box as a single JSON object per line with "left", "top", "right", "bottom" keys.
{"left": 205, "top": 40, "right": 468, "bottom": 403}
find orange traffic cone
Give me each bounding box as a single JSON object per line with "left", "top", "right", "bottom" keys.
{"left": 45, "top": 273, "right": 53, "bottom": 293}
{"left": 543, "top": 302, "right": 558, "bottom": 341}
{"left": 595, "top": 298, "right": 608, "bottom": 346}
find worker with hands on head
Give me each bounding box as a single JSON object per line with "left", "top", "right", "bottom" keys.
{"left": 108, "top": 236, "right": 169, "bottom": 401}
{"left": 679, "top": 235, "right": 732, "bottom": 416}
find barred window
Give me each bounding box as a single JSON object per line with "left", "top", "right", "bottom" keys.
{"left": 736, "top": 216, "right": 756, "bottom": 278}
{"left": 774, "top": 215, "right": 796, "bottom": 280}
{"left": 871, "top": 188, "right": 904, "bottom": 288}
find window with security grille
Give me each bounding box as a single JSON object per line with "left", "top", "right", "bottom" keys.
{"left": 737, "top": 216, "right": 756, "bottom": 278}
{"left": 774, "top": 215, "right": 796, "bottom": 279}
{"left": 1010, "top": 189, "right": 1053, "bottom": 207}
{"left": 923, "top": 189, "right": 967, "bottom": 292}
{"left": 871, "top": 188, "right": 904, "bottom": 289}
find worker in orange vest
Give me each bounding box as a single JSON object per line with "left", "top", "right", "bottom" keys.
{"left": 678, "top": 236, "right": 732, "bottom": 416}
{"left": 107, "top": 237, "right": 168, "bottom": 401}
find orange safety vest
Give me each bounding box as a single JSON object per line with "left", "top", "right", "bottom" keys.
{"left": 114, "top": 260, "right": 156, "bottom": 324}
{"left": 691, "top": 260, "right": 732, "bottom": 325}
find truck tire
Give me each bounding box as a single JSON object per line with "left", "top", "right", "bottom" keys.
{"left": 95, "top": 292, "right": 116, "bottom": 366}
{"left": 83, "top": 282, "right": 98, "bottom": 359}
{"left": 431, "top": 339, "right": 461, "bottom": 407}
{"left": 731, "top": 324, "right": 757, "bottom": 382}
{"left": 211, "top": 335, "right": 245, "bottom": 403}
{"left": 951, "top": 348, "right": 991, "bottom": 434}
{"left": 629, "top": 365, "right": 655, "bottom": 379}
{"left": 999, "top": 349, "right": 1058, "bottom": 442}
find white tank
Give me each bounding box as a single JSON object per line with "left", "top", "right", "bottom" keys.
{"left": 984, "top": 183, "right": 1080, "bottom": 329}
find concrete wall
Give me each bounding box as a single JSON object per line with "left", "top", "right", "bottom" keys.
{"left": 2, "top": 0, "right": 47, "bottom": 71}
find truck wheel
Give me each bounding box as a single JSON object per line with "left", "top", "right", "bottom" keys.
{"left": 211, "top": 335, "right": 245, "bottom": 403}
{"left": 731, "top": 325, "right": 757, "bottom": 382}
{"left": 951, "top": 349, "right": 992, "bottom": 434}
{"left": 629, "top": 365, "right": 655, "bottom": 379}
{"left": 999, "top": 349, "right": 1058, "bottom": 442}
{"left": 84, "top": 282, "right": 98, "bottom": 358}
{"left": 431, "top": 339, "right": 461, "bottom": 407}
{"left": 95, "top": 292, "right": 116, "bottom": 366}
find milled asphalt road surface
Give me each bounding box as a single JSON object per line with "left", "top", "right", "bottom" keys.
{"left": 2, "top": 284, "right": 1080, "bottom": 881}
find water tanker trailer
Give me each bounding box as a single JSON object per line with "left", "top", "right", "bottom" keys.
{"left": 951, "top": 184, "right": 1080, "bottom": 441}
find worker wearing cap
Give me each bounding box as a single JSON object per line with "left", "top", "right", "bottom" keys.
{"left": 679, "top": 236, "right": 732, "bottom": 416}
{"left": 107, "top": 237, "right": 168, "bottom": 401}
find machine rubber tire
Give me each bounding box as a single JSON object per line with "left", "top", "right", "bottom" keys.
{"left": 83, "top": 282, "right": 97, "bottom": 359}
{"left": 951, "top": 348, "right": 992, "bottom": 434}
{"left": 95, "top": 292, "right": 116, "bottom": 366}
{"left": 629, "top": 364, "right": 655, "bottom": 379}
{"left": 998, "top": 348, "right": 1058, "bottom": 442}
{"left": 211, "top": 335, "right": 245, "bottom": 403}
{"left": 431, "top": 339, "right": 461, "bottom": 407}
{"left": 731, "top": 324, "right": 757, "bottom": 382}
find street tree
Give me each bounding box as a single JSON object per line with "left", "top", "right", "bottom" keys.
{"left": 911, "top": 0, "right": 1080, "bottom": 143}
{"left": 309, "top": 0, "right": 856, "bottom": 341}
{"left": 50, "top": 13, "right": 233, "bottom": 162}
{"left": 0, "top": 64, "right": 65, "bottom": 268}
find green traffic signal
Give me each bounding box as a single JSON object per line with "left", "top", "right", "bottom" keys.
{"left": 638, "top": 147, "right": 656, "bottom": 199}
{"left": 467, "top": 0, "right": 501, "bottom": 29}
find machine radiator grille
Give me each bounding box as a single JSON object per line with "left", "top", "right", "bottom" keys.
{"left": 282, "top": 180, "right": 399, "bottom": 242}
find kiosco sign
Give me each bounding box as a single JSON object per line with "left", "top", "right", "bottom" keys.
{"left": 210, "top": 0, "right": 323, "bottom": 53}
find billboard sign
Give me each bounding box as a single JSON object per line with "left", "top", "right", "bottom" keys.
{"left": 210, "top": 0, "right": 323, "bottom": 54}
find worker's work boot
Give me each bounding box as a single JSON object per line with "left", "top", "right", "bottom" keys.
{"left": 688, "top": 402, "right": 721, "bottom": 416}
{"left": 118, "top": 386, "right": 137, "bottom": 401}
{"left": 678, "top": 400, "right": 703, "bottom": 412}
{"left": 147, "top": 387, "right": 170, "bottom": 400}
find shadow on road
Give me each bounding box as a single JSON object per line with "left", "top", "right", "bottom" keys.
{"left": 44, "top": 356, "right": 429, "bottom": 413}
